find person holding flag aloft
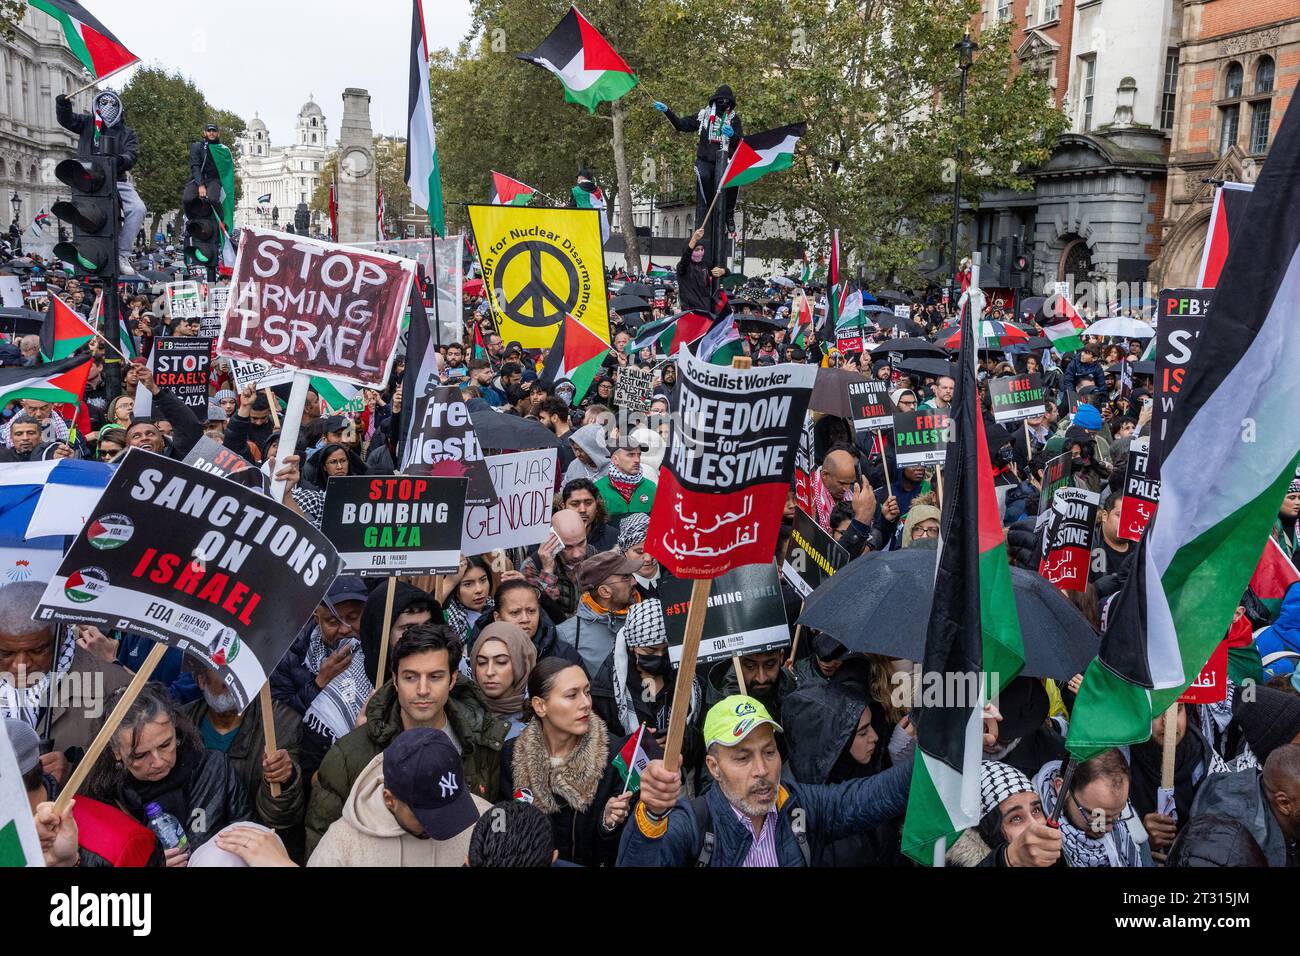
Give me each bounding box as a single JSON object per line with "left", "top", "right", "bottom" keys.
{"left": 654, "top": 86, "right": 743, "bottom": 235}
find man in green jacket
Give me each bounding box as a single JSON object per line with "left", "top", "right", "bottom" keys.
{"left": 304, "top": 624, "right": 510, "bottom": 856}
{"left": 593, "top": 436, "right": 655, "bottom": 530}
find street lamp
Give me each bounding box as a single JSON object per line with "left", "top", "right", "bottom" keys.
{"left": 9, "top": 191, "right": 19, "bottom": 224}
{"left": 950, "top": 32, "right": 978, "bottom": 301}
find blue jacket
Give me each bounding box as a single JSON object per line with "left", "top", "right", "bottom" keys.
{"left": 1061, "top": 356, "right": 1104, "bottom": 394}
{"left": 616, "top": 763, "right": 911, "bottom": 867}
{"left": 1256, "top": 582, "right": 1300, "bottom": 678}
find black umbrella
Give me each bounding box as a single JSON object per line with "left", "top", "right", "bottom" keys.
{"left": 797, "top": 546, "right": 1098, "bottom": 680}
{"left": 897, "top": 357, "right": 958, "bottom": 379}
{"left": 809, "top": 367, "right": 866, "bottom": 418}
{"left": 0, "top": 307, "right": 45, "bottom": 335}
{"left": 1109, "top": 360, "right": 1154, "bottom": 376}
{"left": 736, "top": 314, "right": 785, "bottom": 335}
{"left": 870, "top": 337, "right": 947, "bottom": 359}
{"left": 611, "top": 294, "right": 652, "bottom": 314}
{"left": 1019, "top": 296, "right": 1046, "bottom": 317}
{"left": 139, "top": 269, "right": 174, "bottom": 282}
{"left": 873, "top": 290, "right": 911, "bottom": 304}
{"left": 864, "top": 304, "right": 895, "bottom": 316}
{"left": 1023, "top": 336, "right": 1051, "bottom": 349}
{"left": 621, "top": 282, "right": 653, "bottom": 299}
{"left": 469, "top": 407, "right": 564, "bottom": 450}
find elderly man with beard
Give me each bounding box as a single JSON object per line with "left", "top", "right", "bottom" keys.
{"left": 182, "top": 657, "right": 305, "bottom": 831}
{"left": 618, "top": 696, "right": 911, "bottom": 867}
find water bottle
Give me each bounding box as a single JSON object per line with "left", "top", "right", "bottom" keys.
{"left": 144, "top": 802, "right": 188, "bottom": 852}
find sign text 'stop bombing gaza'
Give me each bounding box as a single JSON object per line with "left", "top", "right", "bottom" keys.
{"left": 217, "top": 227, "right": 415, "bottom": 388}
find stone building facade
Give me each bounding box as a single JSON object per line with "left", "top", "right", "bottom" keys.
{"left": 234, "top": 97, "right": 331, "bottom": 231}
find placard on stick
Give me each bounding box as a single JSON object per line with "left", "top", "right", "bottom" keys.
{"left": 1038, "top": 486, "right": 1099, "bottom": 592}
{"left": 321, "top": 475, "right": 467, "bottom": 575}
{"left": 988, "top": 373, "right": 1047, "bottom": 424}
{"left": 1119, "top": 436, "right": 1159, "bottom": 541}
{"left": 781, "top": 508, "right": 850, "bottom": 600}
{"left": 847, "top": 379, "right": 893, "bottom": 435}
{"left": 153, "top": 337, "right": 212, "bottom": 419}
{"left": 892, "top": 409, "right": 951, "bottom": 467}
{"left": 661, "top": 563, "right": 790, "bottom": 666}
{"left": 614, "top": 365, "right": 654, "bottom": 412}
{"left": 461, "top": 449, "right": 557, "bottom": 555}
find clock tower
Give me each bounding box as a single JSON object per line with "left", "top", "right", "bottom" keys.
{"left": 337, "top": 88, "right": 377, "bottom": 244}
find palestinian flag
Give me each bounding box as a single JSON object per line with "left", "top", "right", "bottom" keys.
{"left": 826, "top": 229, "right": 847, "bottom": 338}
{"left": 791, "top": 291, "right": 813, "bottom": 348}
{"left": 490, "top": 171, "right": 536, "bottom": 206}
{"left": 800, "top": 249, "right": 812, "bottom": 284}
{"left": 612, "top": 724, "right": 651, "bottom": 792}
{"left": 696, "top": 315, "right": 744, "bottom": 366}
{"left": 30, "top": 1, "right": 137, "bottom": 80}
{"left": 835, "top": 290, "right": 863, "bottom": 332}
{"left": 627, "top": 310, "right": 711, "bottom": 357}
{"left": 1066, "top": 91, "right": 1300, "bottom": 760}
{"left": 31, "top": 210, "right": 51, "bottom": 236}
{"left": 40, "top": 294, "right": 96, "bottom": 362}
{"left": 572, "top": 182, "right": 610, "bottom": 245}
{"left": 539, "top": 314, "right": 609, "bottom": 404}
{"left": 903, "top": 298, "right": 1024, "bottom": 866}
{"left": 718, "top": 122, "right": 807, "bottom": 190}
{"left": 1197, "top": 182, "right": 1255, "bottom": 289}
{"left": 312, "top": 376, "right": 362, "bottom": 414}
{"left": 647, "top": 261, "right": 673, "bottom": 279}
{"left": 473, "top": 323, "right": 488, "bottom": 360}
{"left": 257, "top": 193, "right": 272, "bottom": 205}
{"left": 0, "top": 355, "right": 93, "bottom": 435}
{"left": 1043, "top": 296, "right": 1087, "bottom": 354}
{"left": 1250, "top": 536, "right": 1300, "bottom": 619}
{"left": 1140, "top": 337, "right": 1156, "bottom": 362}
{"left": 517, "top": 6, "right": 638, "bottom": 114}
{"left": 407, "top": 0, "right": 446, "bottom": 237}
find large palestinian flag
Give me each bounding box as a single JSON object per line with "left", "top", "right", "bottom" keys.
{"left": 517, "top": 6, "right": 638, "bottom": 114}
{"left": 0, "top": 355, "right": 93, "bottom": 435}
{"left": 903, "top": 301, "right": 1024, "bottom": 866}
{"left": 1067, "top": 90, "right": 1300, "bottom": 760}
{"left": 40, "top": 294, "right": 96, "bottom": 362}
{"left": 1197, "top": 182, "right": 1255, "bottom": 289}
{"left": 719, "top": 122, "right": 807, "bottom": 190}
{"left": 1043, "top": 295, "right": 1087, "bottom": 354}
{"left": 626, "top": 310, "right": 711, "bottom": 358}
{"left": 540, "top": 314, "right": 609, "bottom": 404}
{"left": 30, "top": 1, "right": 137, "bottom": 79}
{"left": 490, "top": 171, "right": 537, "bottom": 206}
{"left": 407, "top": 0, "right": 446, "bottom": 237}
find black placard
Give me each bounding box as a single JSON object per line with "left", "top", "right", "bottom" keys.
{"left": 988, "top": 373, "right": 1047, "bottom": 424}
{"left": 781, "top": 508, "right": 850, "bottom": 599}
{"left": 661, "top": 562, "right": 790, "bottom": 665}
{"left": 891, "top": 409, "right": 951, "bottom": 467}
{"left": 154, "top": 336, "right": 212, "bottom": 420}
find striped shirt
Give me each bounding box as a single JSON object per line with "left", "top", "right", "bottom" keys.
{"left": 731, "top": 804, "right": 779, "bottom": 867}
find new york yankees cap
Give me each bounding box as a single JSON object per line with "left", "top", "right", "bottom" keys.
{"left": 382, "top": 728, "right": 480, "bottom": 840}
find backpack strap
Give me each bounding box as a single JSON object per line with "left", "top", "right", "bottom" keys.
{"left": 691, "top": 794, "right": 714, "bottom": 868}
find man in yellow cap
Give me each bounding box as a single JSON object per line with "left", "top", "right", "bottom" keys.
{"left": 617, "top": 695, "right": 911, "bottom": 867}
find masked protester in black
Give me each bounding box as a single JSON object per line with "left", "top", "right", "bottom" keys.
{"left": 654, "top": 86, "right": 743, "bottom": 233}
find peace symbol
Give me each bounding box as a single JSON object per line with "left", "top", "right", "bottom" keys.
{"left": 494, "top": 240, "right": 581, "bottom": 328}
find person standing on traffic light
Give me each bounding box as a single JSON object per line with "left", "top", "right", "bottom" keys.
{"left": 653, "top": 86, "right": 743, "bottom": 235}
{"left": 54, "top": 90, "right": 144, "bottom": 277}
{"left": 185, "top": 123, "right": 225, "bottom": 215}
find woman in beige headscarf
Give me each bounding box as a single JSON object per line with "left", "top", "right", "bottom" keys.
{"left": 900, "top": 503, "right": 942, "bottom": 548}
{"left": 471, "top": 622, "right": 538, "bottom": 741}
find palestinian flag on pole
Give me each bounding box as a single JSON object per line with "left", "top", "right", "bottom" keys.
{"left": 612, "top": 724, "right": 651, "bottom": 792}
{"left": 718, "top": 122, "right": 806, "bottom": 190}
{"left": 1197, "top": 182, "right": 1255, "bottom": 289}
{"left": 903, "top": 299, "right": 1024, "bottom": 866}
{"left": 1066, "top": 90, "right": 1300, "bottom": 760}
{"left": 696, "top": 315, "right": 744, "bottom": 366}
{"left": 407, "top": 0, "right": 446, "bottom": 237}
{"left": 0, "top": 355, "right": 93, "bottom": 434}
{"left": 626, "top": 310, "right": 711, "bottom": 357}
{"left": 572, "top": 182, "right": 610, "bottom": 245}
{"left": 1249, "top": 536, "right": 1300, "bottom": 619}
{"left": 40, "top": 294, "right": 97, "bottom": 361}
{"left": 826, "top": 229, "right": 846, "bottom": 338}
{"left": 540, "top": 314, "right": 609, "bottom": 405}
{"left": 791, "top": 291, "right": 813, "bottom": 348}
{"left": 516, "top": 6, "right": 638, "bottom": 114}
{"left": 800, "top": 249, "right": 812, "bottom": 285}
{"left": 490, "top": 171, "right": 537, "bottom": 206}
{"left": 1043, "top": 295, "right": 1087, "bottom": 354}
{"left": 647, "top": 261, "right": 673, "bottom": 279}
{"left": 30, "top": 1, "right": 137, "bottom": 80}
{"left": 311, "top": 376, "right": 362, "bottom": 414}
{"left": 473, "top": 323, "right": 488, "bottom": 360}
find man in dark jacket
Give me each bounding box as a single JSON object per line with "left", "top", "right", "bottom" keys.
{"left": 654, "top": 85, "right": 743, "bottom": 232}
{"left": 618, "top": 695, "right": 910, "bottom": 866}
{"left": 122, "top": 366, "right": 202, "bottom": 460}
{"left": 223, "top": 385, "right": 275, "bottom": 464}
{"left": 1181, "top": 743, "right": 1300, "bottom": 867}
{"left": 1061, "top": 345, "right": 1104, "bottom": 396}
{"left": 55, "top": 90, "right": 143, "bottom": 275}
{"left": 185, "top": 122, "right": 226, "bottom": 217}
{"left": 677, "top": 226, "right": 725, "bottom": 315}
{"left": 270, "top": 575, "right": 370, "bottom": 718}
{"left": 304, "top": 625, "right": 509, "bottom": 856}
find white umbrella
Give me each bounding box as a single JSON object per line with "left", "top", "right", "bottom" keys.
{"left": 768, "top": 275, "right": 796, "bottom": 288}
{"left": 1087, "top": 316, "right": 1155, "bottom": 338}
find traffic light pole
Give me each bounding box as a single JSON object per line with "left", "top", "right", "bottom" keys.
{"left": 102, "top": 267, "right": 124, "bottom": 403}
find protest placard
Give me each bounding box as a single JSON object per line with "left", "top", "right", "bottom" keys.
{"left": 1151, "top": 288, "right": 1212, "bottom": 474}
{"left": 182, "top": 436, "right": 266, "bottom": 491}
{"left": 322, "top": 475, "right": 466, "bottom": 575}
{"left": 1036, "top": 452, "right": 1072, "bottom": 530}
{"left": 793, "top": 411, "right": 815, "bottom": 518}
{"left": 836, "top": 329, "right": 864, "bottom": 354}
{"left": 28, "top": 276, "right": 47, "bottom": 299}
{"left": 166, "top": 281, "right": 206, "bottom": 319}
{"left": 227, "top": 357, "right": 293, "bottom": 392}
{"left": 402, "top": 384, "right": 498, "bottom": 508}
{"left": 988, "top": 373, "right": 1047, "bottom": 424}
{"left": 1119, "top": 436, "right": 1159, "bottom": 542}
{"left": 1177, "top": 641, "right": 1228, "bottom": 704}
{"left": 893, "top": 305, "right": 911, "bottom": 319}
{"left": 848, "top": 379, "right": 893, "bottom": 434}
{"left": 0, "top": 275, "right": 21, "bottom": 308}
{"left": 33, "top": 449, "right": 342, "bottom": 712}
{"left": 153, "top": 337, "right": 211, "bottom": 419}
{"left": 645, "top": 349, "right": 817, "bottom": 578}
{"left": 661, "top": 563, "right": 790, "bottom": 666}
{"left": 1038, "top": 486, "right": 1099, "bottom": 592}
{"left": 217, "top": 226, "right": 415, "bottom": 387}
{"left": 614, "top": 365, "right": 654, "bottom": 413}
{"left": 781, "top": 507, "right": 850, "bottom": 599}
{"left": 461, "top": 449, "right": 556, "bottom": 555}
{"left": 892, "top": 409, "right": 950, "bottom": 467}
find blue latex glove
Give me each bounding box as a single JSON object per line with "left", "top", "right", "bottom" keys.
{"left": 721, "top": 123, "right": 734, "bottom": 137}
{"left": 653, "top": 101, "right": 668, "bottom": 112}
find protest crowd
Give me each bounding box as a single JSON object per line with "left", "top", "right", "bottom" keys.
{"left": 1, "top": 0, "right": 1298, "bottom": 878}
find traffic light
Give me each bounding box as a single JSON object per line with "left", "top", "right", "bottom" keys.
{"left": 51, "top": 156, "right": 119, "bottom": 276}
{"left": 184, "top": 214, "right": 220, "bottom": 276}
{"left": 1010, "top": 241, "right": 1034, "bottom": 292}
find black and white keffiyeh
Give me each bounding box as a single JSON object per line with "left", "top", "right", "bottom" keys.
{"left": 302, "top": 626, "right": 373, "bottom": 743}
{"left": 979, "top": 760, "right": 1033, "bottom": 818}
{"left": 609, "top": 599, "right": 698, "bottom": 734}
{"left": 0, "top": 626, "right": 75, "bottom": 726}
{"left": 616, "top": 513, "right": 651, "bottom": 553}
{"left": 1033, "top": 760, "right": 1143, "bottom": 868}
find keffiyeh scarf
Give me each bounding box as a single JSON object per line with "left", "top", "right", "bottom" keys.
{"left": 0, "top": 626, "right": 75, "bottom": 726}
{"left": 302, "top": 626, "right": 373, "bottom": 743}
{"left": 607, "top": 464, "right": 643, "bottom": 503}
{"left": 1033, "top": 760, "right": 1143, "bottom": 868}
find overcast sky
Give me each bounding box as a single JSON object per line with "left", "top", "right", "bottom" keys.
{"left": 99, "top": 0, "right": 474, "bottom": 144}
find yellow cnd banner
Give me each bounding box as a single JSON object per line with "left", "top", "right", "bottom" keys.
{"left": 466, "top": 204, "right": 610, "bottom": 349}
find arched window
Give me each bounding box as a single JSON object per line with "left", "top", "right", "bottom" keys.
{"left": 1255, "top": 55, "right": 1275, "bottom": 95}
{"left": 1225, "top": 62, "right": 1243, "bottom": 99}
{"left": 311, "top": 133, "right": 316, "bottom": 144}
{"left": 28, "top": 163, "right": 36, "bottom": 182}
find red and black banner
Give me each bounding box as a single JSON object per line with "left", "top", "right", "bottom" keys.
{"left": 1038, "top": 486, "right": 1099, "bottom": 592}
{"left": 646, "top": 349, "right": 816, "bottom": 578}
{"left": 1119, "top": 436, "right": 1159, "bottom": 542}
{"left": 1151, "top": 288, "right": 1211, "bottom": 474}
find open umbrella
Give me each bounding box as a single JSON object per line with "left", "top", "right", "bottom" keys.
{"left": 870, "top": 337, "right": 947, "bottom": 360}
{"left": 0, "top": 307, "right": 45, "bottom": 336}
{"left": 809, "top": 367, "right": 866, "bottom": 418}
{"left": 463, "top": 278, "right": 484, "bottom": 296}
{"left": 469, "top": 406, "right": 564, "bottom": 450}
{"left": 1086, "top": 316, "right": 1155, "bottom": 338}
{"left": 896, "top": 357, "right": 958, "bottom": 379}
{"left": 138, "top": 269, "right": 175, "bottom": 283}
{"left": 721, "top": 274, "right": 749, "bottom": 291}
{"left": 621, "top": 282, "right": 653, "bottom": 299}
{"left": 768, "top": 276, "right": 796, "bottom": 288}
{"left": 1019, "top": 296, "right": 1046, "bottom": 317}
{"left": 872, "top": 290, "right": 911, "bottom": 304}
{"left": 942, "top": 320, "right": 1030, "bottom": 351}
{"left": 864, "top": 304, "right": 896, "bottom": 317}
{"left": 797, "top": 546, "right": 1098, "bottom": 680}
{"left": 611, "top": 294, "right": 652, "bottom": 315}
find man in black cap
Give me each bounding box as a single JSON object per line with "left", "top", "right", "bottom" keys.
{"left": 307, "top": 728, "right": 490, "bottom": 866}
{"left": 184, "top": 122, "right": 226, "bottom": 222}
